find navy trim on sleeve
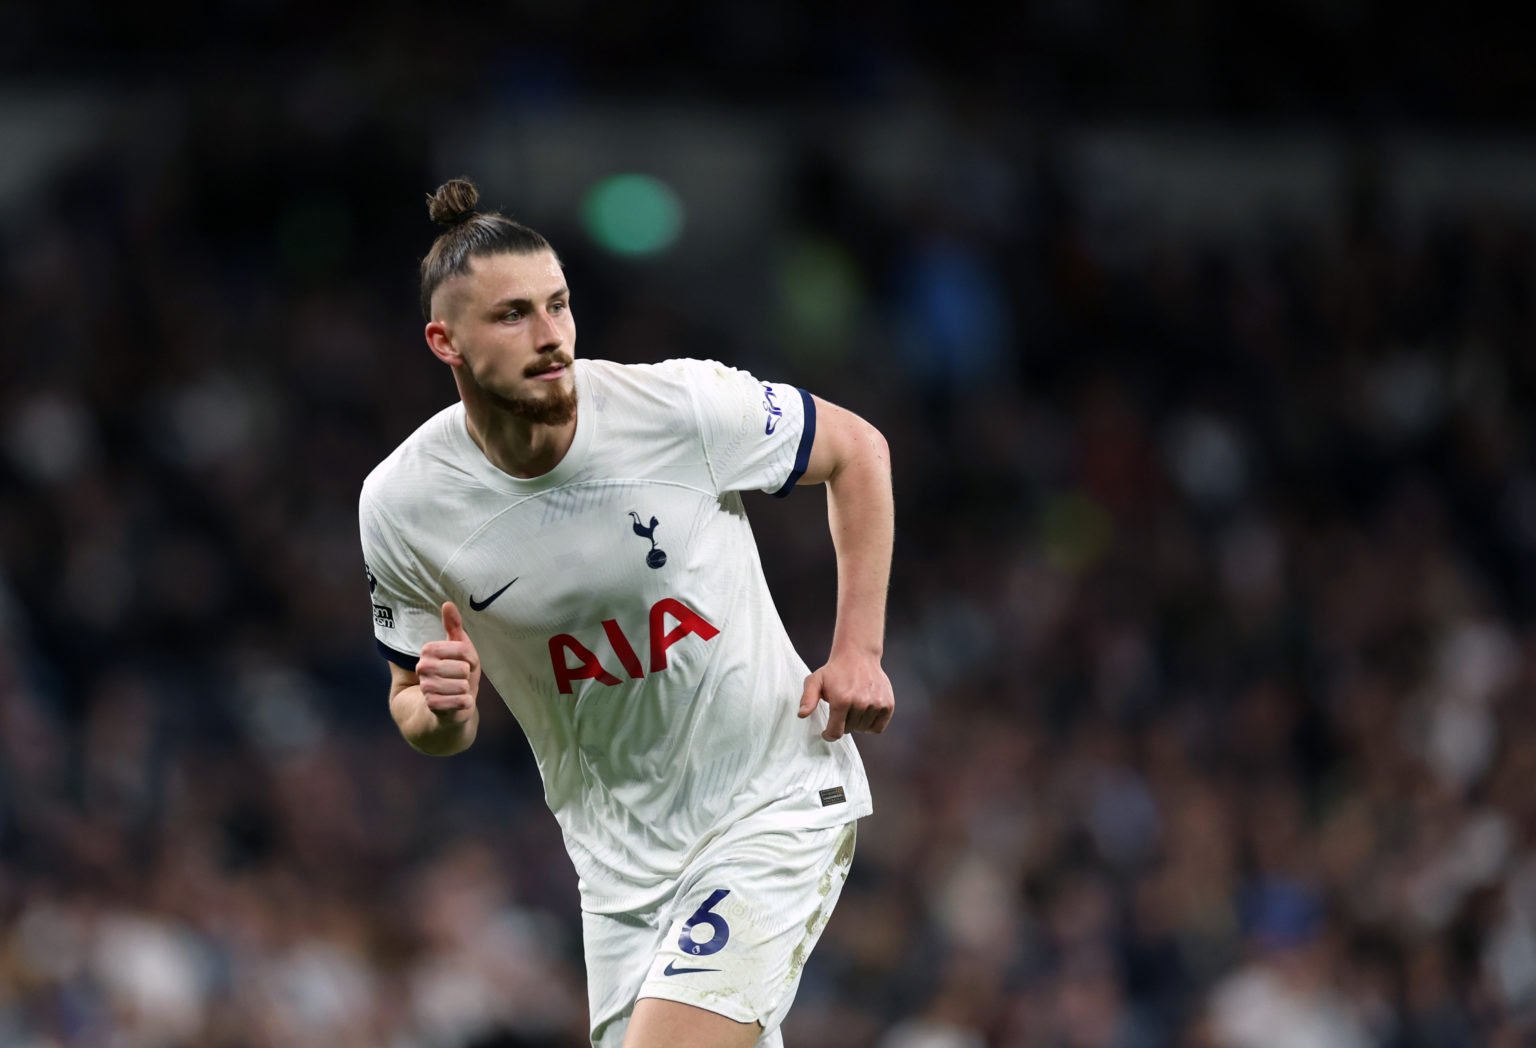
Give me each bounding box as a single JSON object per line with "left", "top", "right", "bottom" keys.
{"left": 772, "top": 387, "right": 817, "bottom": 498}
{"left": 377, "top": 639, "right": 419, "bottom": 670}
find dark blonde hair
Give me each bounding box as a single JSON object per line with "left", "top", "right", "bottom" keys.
{"left": 419, "top": 178, "right": 557, "bottom": 319}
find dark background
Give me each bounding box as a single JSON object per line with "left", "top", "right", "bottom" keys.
{"left": 3, "top": 3, "right": 1536, "bottom": 1045}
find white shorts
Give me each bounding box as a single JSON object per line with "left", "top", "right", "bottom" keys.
{"left": 583, "top": 817, "right": 858, "bottom": 1048}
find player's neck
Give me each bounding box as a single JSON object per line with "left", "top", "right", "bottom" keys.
{"left": 461, "top": 393, "right": 578, "bottom": 480}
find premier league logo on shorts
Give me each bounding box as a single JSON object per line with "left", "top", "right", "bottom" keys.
{"left": 628, "top": 511, "right": 668, "bottom": 569}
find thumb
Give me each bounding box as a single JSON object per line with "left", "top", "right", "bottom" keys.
{"left": 442, "top": 601, "right": 467, "bottom": 640}
{"left": 798, "top": 671, "right": 823, "bottom": 718}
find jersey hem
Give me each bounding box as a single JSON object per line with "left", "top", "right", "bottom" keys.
{"left": 575, "top": 799, "right": 872, "bottom": 915}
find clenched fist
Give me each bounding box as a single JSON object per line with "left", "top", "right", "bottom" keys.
{"left": 799, "top": 650, "right": 895, "bottom": 742}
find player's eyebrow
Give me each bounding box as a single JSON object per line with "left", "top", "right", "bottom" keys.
{"left": 490, "top": 288, "right": 570, "bottom": 312}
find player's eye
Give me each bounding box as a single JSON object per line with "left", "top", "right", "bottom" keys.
{"left": 502, "top": 309, "right": 523, "bottom": 322}
{"left": 550, "top": 301, "right": 567, "bottom": 314}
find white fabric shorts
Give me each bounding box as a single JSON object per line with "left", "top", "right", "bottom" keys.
{"left": 583, "top": 817, "right": 858, "bottom": 1047}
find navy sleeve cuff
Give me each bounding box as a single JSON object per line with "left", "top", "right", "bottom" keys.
{"left": 376, "top": 640, "right": 419, "bottom": 670}
{"left": 771, "top": 387, "right": 816, "bottom": 498}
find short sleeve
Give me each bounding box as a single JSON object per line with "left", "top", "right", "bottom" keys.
{"left": 359, "top": 491, "right": 445, "bottom": 670}
{"left": 683, "top": 360, "right": 817, "bottom": 497}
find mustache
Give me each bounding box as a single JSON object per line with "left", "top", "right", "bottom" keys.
{"left": 525, "top": 357, "right": 573, "bottom": 377}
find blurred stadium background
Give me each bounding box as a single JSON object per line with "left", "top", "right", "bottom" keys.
{"left": 3, "top": 3, "right": 1536, "bottom": 1045}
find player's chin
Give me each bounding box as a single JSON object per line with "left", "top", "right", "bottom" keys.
{"left": 490, "top": 383, "right": 577, "bottom": 425}
{"left": 526, "top": 387, "right": 577, "bottom": 425}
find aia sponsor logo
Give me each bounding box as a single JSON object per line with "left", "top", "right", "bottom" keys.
{"left": 548, "top": 597, "right": 719, "bottom": 694}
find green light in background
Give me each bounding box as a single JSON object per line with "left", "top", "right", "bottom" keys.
{"left": 1040, "top": 492, "right": 1114, "bottom": 574}
{"left": 581, "top": 175, "right": 684, "bottom": 256}
{"left": 778, "top": 235, "right": 862, "bottom": 368}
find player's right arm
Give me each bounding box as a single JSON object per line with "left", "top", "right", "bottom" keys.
{"left": 387, "top": 601, "right": 481, "bottom": 756}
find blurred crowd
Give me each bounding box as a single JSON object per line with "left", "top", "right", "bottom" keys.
{"left": 5, "top": 17, "right": 1536, "bottom": 1045}
{"left": 4, "top": 1, "right": 1528, "bottom": 125}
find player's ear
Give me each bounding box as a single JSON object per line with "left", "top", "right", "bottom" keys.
{"left": 425, "top": 319, "right": 461, "bottom": 365}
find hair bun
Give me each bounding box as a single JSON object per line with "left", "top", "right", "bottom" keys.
{"left": 426, "top": 178, "right": 480, "bottom": 227}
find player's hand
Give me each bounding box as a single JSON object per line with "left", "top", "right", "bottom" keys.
{"left": 799, "top": 651, "right": 894, "bottom": 742}
{"left": 416, "top": 602, "right": 482, "bottom": 720}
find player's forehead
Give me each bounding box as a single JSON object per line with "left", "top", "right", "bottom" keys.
{"left": 461, "top": 249, "right": 566, "bottom": 302}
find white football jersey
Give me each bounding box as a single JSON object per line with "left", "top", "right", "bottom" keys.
{"left": 359, "top": 358, "right": 872, "bottom": 913}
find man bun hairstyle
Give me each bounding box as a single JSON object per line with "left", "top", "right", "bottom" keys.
{"left": 426, "top": 177, "right": 480, "bottom": 227}
{"left": 420, "top": 177, "right": 557, "bottom": 320}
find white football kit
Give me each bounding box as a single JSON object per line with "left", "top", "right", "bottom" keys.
{"left": 359, "top": 357, "right": 871, "bottom": 1042}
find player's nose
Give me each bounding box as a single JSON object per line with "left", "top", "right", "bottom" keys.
{"left": 534, "top": 308, "right": 564, "bottom": 352}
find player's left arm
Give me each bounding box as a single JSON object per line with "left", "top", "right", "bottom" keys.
{"left": 796, "top": 396, "right": 895, "bottom": 741}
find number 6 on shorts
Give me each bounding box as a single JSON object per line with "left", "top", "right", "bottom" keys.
{"left": 677, "top": 889, "right": 731, "bottom": 956}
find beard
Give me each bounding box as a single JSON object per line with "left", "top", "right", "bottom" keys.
{"left": 471, "top": 368, "right": 578, "bottom": 425}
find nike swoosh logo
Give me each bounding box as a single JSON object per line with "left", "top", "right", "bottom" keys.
{"left": 663, "top": 960, "right": 720, "bottom": 976}
{"left": 468, "top": 577, "right": 518, "bottom": 612}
